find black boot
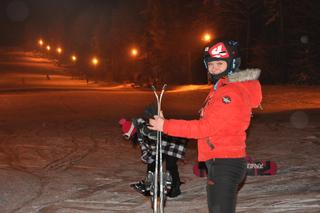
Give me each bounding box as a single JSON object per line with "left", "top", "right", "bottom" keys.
{"left": 130, "top": 179, "right": 151, "bottom": 196}
{"left": 167, "top": 182, "right": 181, "bottom": 198}
{"left": 165, "top": 155, "right": 181, "bottom": 198}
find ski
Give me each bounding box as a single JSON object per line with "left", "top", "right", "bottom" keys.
{"left": 151, "top": 84, "right": 167, "bottom": 213}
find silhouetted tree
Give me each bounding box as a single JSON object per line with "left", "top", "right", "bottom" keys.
{"left": 263, "top": 0, "right": 320, "bottom": 84}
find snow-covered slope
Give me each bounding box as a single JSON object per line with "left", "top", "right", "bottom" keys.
{"left": 0, "top": 84, "right": 319, "bottom": 213}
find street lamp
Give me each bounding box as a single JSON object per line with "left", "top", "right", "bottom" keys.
{"left": 131, "top": 48, "right": 138, "bottom": 57}
{"left": 38, "top": 39, "right": 44, "bottom": 47}
{"left": 46, "top": 45, "right": 51, "bottom": 51}
{"left": 56, "top": 47, "right": 63, "bottom": 54}
{"left": 202, "top": 33, "right": 212, "bottom": 43}
{"left": 91, "top": 57, "right": 99, "bottom": 66}
{"left": 71, "top": 55, "right": 77, "bottom": 62}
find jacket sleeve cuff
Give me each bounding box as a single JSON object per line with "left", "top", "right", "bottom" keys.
{"left": 163, "top": 119, "right": 170, "bottom": 134}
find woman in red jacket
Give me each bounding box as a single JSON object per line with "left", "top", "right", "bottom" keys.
{"left": 149, "top": 39, "right": 262, "bottom": 213}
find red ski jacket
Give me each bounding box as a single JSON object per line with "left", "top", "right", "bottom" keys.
{"left": 163, "top": 69, "right": 262, "bottom": 161}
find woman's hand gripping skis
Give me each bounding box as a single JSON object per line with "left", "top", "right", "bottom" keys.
{"left": 151, "top": 84, "right": 167, "bottom": 213}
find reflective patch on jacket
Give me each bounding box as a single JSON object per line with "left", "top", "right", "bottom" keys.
{"left": 222, "top": 96, "right": 232, "bottom": 104}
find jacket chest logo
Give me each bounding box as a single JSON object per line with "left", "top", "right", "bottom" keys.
{"left": 222, "top": 96, "right": 232, "bottom": 104}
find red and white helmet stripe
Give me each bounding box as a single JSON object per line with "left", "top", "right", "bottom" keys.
{"left": 208, "top": 42, "right": 230, "bottom": 59}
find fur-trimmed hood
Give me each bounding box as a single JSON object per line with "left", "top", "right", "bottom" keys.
{"left": 226, "top": 68, "right": 262, "bottom": 108}
{"left": 228, "top": 68, "right": 261, "bottom": 83}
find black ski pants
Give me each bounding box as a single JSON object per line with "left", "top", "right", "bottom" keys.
{"left": 205, "top": 158, "right": 246, "bottom": 213}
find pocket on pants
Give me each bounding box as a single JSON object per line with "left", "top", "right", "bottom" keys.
{"left": 205, "top": 159, "right": 216, "bottom": 184}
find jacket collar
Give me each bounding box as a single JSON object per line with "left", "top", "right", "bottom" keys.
{"left": 228, "top": 68, "right": 261, "bottom": 83}
{"left": 213, "top": 69, "right": 261, "bottom": 90}
{"left": 213, "top": 77, "right": 229, "bottom": 91}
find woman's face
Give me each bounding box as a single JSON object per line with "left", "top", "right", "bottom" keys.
{"left": 207, "top": 60, "right": 228, "bottom": 75}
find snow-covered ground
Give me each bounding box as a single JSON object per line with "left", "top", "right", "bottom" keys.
{"left": 0, "top": 51, "right": 319, "bottom": 212}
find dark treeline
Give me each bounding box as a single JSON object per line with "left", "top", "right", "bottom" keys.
{"left": 1, "top": 0, "right": 319, "bottom": 85}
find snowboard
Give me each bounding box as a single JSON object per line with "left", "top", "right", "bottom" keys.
{"left": 193, "top": 156, "right": 277, "bottom": 177}
{"left": 245, "top": 156, "right": 277, "bottom": 176}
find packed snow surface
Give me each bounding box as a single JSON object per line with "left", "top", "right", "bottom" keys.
{"left": 0, "top": 51, "right": 319, "bottom": 213}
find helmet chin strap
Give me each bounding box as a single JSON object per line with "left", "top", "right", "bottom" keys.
{"left": 209, "top": 73, "right": 224, "bottom": 85}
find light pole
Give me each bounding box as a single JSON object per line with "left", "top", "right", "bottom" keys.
{"left": 36, "top": 39, "right": 45, "bottom": 58}
{"left": 70, "top": 54, "right": 77, "bottom": 79}
{"left": 55, "top": 47, "right": 63, "bottom": 66}
{"left": 130, "top": 47, "right": 139, "bottom": 84}
{"left": 91, "top": 56, "right": 99, "bottom": 83}
{"left": 186, "top": 32, "right": 213, "bottom": 83}
{"left": 202, "top": 32, "right": 214, "bottom": 84}
{"left": 45, "top": 44, "right": 51, "bottom": 80}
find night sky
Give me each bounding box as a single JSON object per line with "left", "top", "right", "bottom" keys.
{"left": 1, "top": 0, "right": 118, "bottom": 46}
{"left": 1, "top": 0, "right": 320, "bottom": 84}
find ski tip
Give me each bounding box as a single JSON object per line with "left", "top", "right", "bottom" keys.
{"left": 151, "top": 84, "right": 167, "bottom": 91}
{"left": 162, "top": 84, "right": 167, "bottom": 90}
